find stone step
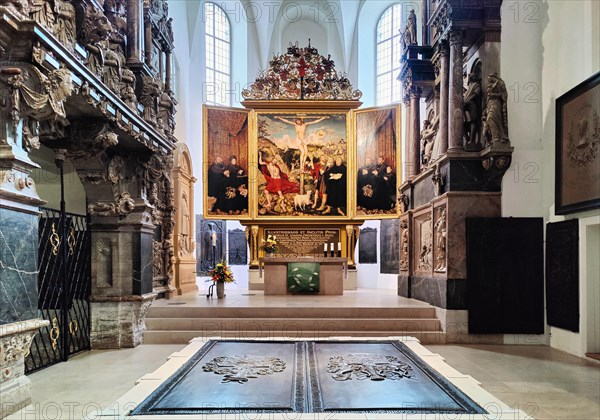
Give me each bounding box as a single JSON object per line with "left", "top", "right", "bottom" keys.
{"left": 145, "top": 317, "right": 442, "bottom": 332}
{"left": 146, "top": 306, "right": 437, "bottom": 319}
{"left": 142, "top": 330, "right": 447, "bottom": 345}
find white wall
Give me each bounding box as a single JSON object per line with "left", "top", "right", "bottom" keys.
{"left": 501, "top": 0, "right": 600, "bottom": 356}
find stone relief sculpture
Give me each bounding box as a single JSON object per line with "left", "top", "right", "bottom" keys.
{"left": 463, "top": 72, "right": 482, "bottom": 146}
{"left": 420, "top": 114, "right": 439, "bottom": 166}
{"left": 483, "top": 73, "right": 510, "bottom": 146}
{"left": 434, "top": 207, "right": 447, "bottom": 272}
{"left": 399, "top": 219, "right": 409, "bottom": 271}
{"left": 54, "top": 0, "right": 76, "bottom": 51}
{"left": 416, "top": 217, "right": 432, "bottom": 272}
{"left": 29, "top": 0, "right": 55, "bottom": 28}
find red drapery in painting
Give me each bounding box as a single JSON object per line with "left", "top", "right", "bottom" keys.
{"left": 356, "top": 109, "right": 396, "bottom": 169}
{"left": 207, "top": 109, "right": 249, "bottom": 170}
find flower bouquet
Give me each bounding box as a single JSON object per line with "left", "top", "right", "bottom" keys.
{"left": 209, "top": 259, "right": 235, "bottom": 283}
{"left": 260, "top": 234, "right": 278, "bottom": 255}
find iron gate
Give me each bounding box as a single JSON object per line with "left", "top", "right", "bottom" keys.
{"left": 25, "top": 207, "right": 91, "bottom": 373}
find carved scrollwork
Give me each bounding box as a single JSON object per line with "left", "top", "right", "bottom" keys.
{"left": 400, "top": 219, "right": 409, "bottom": 272}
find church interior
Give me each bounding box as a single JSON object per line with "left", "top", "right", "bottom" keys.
{"left": 0, "top": 0, "right": 599, "bottom": 418}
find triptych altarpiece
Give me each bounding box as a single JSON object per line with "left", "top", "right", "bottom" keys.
{"left": 203, "top": 102, "right": 402, "bottom": 222}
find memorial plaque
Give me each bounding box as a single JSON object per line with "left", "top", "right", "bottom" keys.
{"left": 195, "top": 216, "right": 226, "bottom": 274}
{"left": 358, "top": 227, "right": 377, "bottom": 264}
{"left": 131, "top": 340, "right": 486, "bottom": 415}
{"left": 380, "top": 219, "right": 400, "bottom": 273}
{"left": 266, "top": 229, "right": 340, "bottom": 256}
{"left": 546, "top": 219, "right": 579, "bottom": 332}
{"left": 228, "top": 228, "right": 247, "bottom": 265}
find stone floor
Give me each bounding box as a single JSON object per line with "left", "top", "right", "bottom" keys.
{"left": 8, "top": 342, "right": 599, "bottom": 419}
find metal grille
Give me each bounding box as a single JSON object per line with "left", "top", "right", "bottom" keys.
{"left": 26, "top": 208, "right": 91, "bottom": 373}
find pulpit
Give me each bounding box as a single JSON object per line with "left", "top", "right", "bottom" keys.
{"left": 260, "top": 257, "right": 347, "bottom": 295}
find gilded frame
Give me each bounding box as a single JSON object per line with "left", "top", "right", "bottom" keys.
{"left": 353, "top": 104, "right": 403, "bottom": 219}
{"left": 555, "top": 71, "right": 600, "bottom": 215}
{"left": 202, "top": 105, "right": 252, "bottom": 220}
{"left": 251, "top": 109, "right": 354, "bottom": 220}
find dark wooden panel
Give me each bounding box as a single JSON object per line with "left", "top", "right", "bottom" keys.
{"left": 380, "top": 219, "right": 400, "bottom": 274}
{"left": 546, "top": 219, "right": 579, "bottom": 332}
{"left": 467, "top": 217, "right": 544, "bottom": 334}
{"left": 358, "top": 227, "right": 377, "bottom": 264}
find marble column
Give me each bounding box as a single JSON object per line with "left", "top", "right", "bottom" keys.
{"left": 409, "top": 86, "right": 422, "bottom": 178}
{"left": 438, "top": 41, "right": 450, "bottom": 155}
{"left": 448, "top": 29, "right": 464, "bottom": 152}
{"left": 127, "top": 0, "right": 144, "bottom": 64}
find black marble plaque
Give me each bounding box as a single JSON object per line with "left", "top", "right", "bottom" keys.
{"left": 131, "top": 340, "right": 486, "bottom": 415}
{"left": 228, "top": 228, "right": 247, "bottom": 265}
{"left": 467, "top": 217, "right": 544, "bottom": 334}
{"left": 546, "top": 219, "right": 579, "bottom": 332}
{"left": 195, "top": 216, "right": 225, "bottom": 274}
{"left": 380, "top": 219, "right": 399, "bottom": 274}
{"left": 358, "top": 227, "right": 377, "bottom": 264}
{"left": 0, "top": 209, "right": 39, "bottom": 324}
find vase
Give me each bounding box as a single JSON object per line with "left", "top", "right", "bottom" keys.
{"left": 216, "top": 281, "right": 225, "bottom": 299}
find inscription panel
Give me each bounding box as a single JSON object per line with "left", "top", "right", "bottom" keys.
{"left": 266, "top": 229, "right": 340, "bottom": 256}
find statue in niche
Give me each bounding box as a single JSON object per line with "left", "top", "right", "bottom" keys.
{"left": 54, "top": 0, "right": 76, "bottom": 51}
{"left": 420, "top": 114, "right": 439, "bottom": 166}
{"left": 179, "top": 192, "right": 191, "bottom": 255}
{"left": 401, "top": 9, "right": 418, "bottom": 50}
{"left": 463, "top": 72, "right": 482, "bottom": 146}
{"left": 30, "top": 0, "right": 56, "bottom": 29}
{"left": 400, "top": 219, "right": 409, "bottom": 271}
{"left": 434, "top": 207, "right": 447, "bottom": 272}
{"left": 483, "top": 73, "right": 510, "bottom": 145}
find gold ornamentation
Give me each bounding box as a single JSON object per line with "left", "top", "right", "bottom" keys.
{"left": 49, "top": 318, "right": 60, "bottom": 350}
{"left": 50, "top": 223, "right": 60, "bottom": 256}
{"left": 67, "top": 226, "right": 75, "bottom": 255}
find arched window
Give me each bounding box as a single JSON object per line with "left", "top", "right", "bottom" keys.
{"left": 204, "top": 2, "right": 231, "bottom": 105}
{"left": 376, "top": 4, "right": 403, "bottom": 106}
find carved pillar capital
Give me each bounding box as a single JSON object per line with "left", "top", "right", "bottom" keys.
{"left": 409, "top": 86, "right": 423, "bottom": 100}
{"left": 448, "top": 28, "right": 463, "bottom": 46}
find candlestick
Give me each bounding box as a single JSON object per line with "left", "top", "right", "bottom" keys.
{"left": 323, "top": 243, "right": 328, "bottom": 257}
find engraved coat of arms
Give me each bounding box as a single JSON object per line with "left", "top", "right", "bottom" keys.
{"left": 203, "top": 355, "right": 286, "bottom": 383}
{"left": 327, "top": 353, "right": 413, "bottom": 381}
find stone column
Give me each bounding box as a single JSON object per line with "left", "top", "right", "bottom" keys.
{"left": 403, "top": 95, "right": 414, "bottom": 178}
{"left": 127, "top": 0, "right": 144, "bottom": 64}
{"left": 165, "top": 50, "right": 172, "bottom": 92}
{"left": 0, "top": 66, "right": 50, "bottom": 417}
{"left": 144, "top": 11, "right": 153, "bottom": 68}
{"left": 448, "top": 29, "right": 464, "bottom": 152}
{"left": 438, "top": 41, "right": 450, "bottom": 155}
{"left": 409, "top": 86, "right": 422, "bottom": 178}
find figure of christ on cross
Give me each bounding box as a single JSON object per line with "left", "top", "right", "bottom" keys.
{"left": 274, "top": 115, "right": 329, "bottom": 172}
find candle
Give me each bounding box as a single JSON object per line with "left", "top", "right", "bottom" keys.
{"left": 338, "top": 242, "right": 341, "bottom": 251}
{"left": 324, "top": 244, "right": 328, "bottom": 251}
{"left": 330, "top": 243, "right": 334, "bottom": 251}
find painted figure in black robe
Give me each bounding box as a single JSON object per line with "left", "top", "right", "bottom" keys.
{"left": 357, "top": 157, "right": 376, "bottom": 209}
{"left": 207, "top": 156, "right": 225, "bottom": 202}
{"left": 323, "top": 157, "right": 347, "bottom": 216}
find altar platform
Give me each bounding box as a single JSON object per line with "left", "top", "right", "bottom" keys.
{"left": 144, "top": 288, "right": 447, "bottom": 344}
